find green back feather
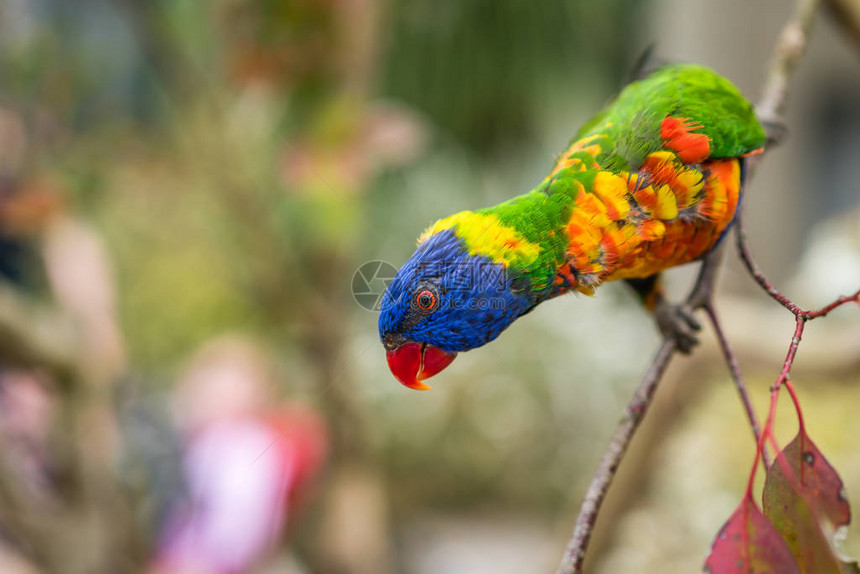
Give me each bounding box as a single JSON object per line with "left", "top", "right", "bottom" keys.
{"left": 578, "top": 63, "right": 765, "bottom": 170}
{"left": 448, "top": 64, "right": 765, "bottom": 294}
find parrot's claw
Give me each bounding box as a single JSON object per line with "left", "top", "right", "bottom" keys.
{"left": 655, "top": 302, "right": 701, "bottom": 354}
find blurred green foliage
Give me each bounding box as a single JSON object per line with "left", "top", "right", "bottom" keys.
{"left": 382, "top": 0, "right": 639, "bottom": 152}
{"left": 0, "top": 0, "right": 651, "bottom": 515}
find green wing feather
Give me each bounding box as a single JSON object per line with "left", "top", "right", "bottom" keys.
{"left": 577, "top": 64, "right": 765, "bottom": 170}
{"left": 425, "top": 64, "right": 765, "bottom": 295}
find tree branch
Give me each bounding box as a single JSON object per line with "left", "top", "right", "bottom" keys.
{"left": 554, "top": 1, "right": 821, "bottom": 572}
{"left": 554, "top": 340, "right": 676, "bottom": 574}
{"left": 822, "top": 0, "right": 860, "bottom": 55}
{"left": 0, "top": 279, "right": 146, "bottom": 572}
{"left": 704, "top": 303, "right": 770, "bottom": 468}
{"left": 555, "top": 241, "right": 726, "bottom": 574}
{"left": 0, "top": 283, "right": 79, "bottom": 387}
{"left": 757, "top": 0, "right": 820, "bottom": 127}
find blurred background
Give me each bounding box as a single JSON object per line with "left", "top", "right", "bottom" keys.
{"left": 0, "top": 0, "right": 858, "bottom": 573}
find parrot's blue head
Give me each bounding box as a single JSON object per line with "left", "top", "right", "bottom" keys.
{"left": 378, "top": 229, "right": 534, "bottom": 390}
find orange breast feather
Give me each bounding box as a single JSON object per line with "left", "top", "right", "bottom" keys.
{"left": 560, "top": 151, "right": 741, "bottom": 293}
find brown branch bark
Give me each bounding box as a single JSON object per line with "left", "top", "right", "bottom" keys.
{"left": 555, "top": 242, "right": 725, "bottom": 574}
{"left": 0, "top": 430, "right": 56, "bottom": 569}
{"left": 757, "top": 0, "right": 820, "bottom": 127}
{"left": 554, "top": 1, "right": 821, "bottom": 572}
{"left": 0, "top": 282, "right": 145, "bottom": 573}
{"left": 822, "top": 0, "right": 860, "bottom": 54}
{"left": 704, "top": 303, "right": 770, "bottom": 468}
{"left": 0, "top": 284, "right": 82, "bottom": 568}
{"left": 554, "top": 341, "right": 676, "bottom": 574}
{"left": 0, "top": 283, "right": 79, "bottom": 386}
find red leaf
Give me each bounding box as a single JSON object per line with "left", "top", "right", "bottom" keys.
{"left": 704, "top": 494, "right": 800, "bottom": 573}
{"left": 763, "top": 430, "right": 853, "bottom": 573}
{"left": 778, "top": 431, "right": 850, "bottom": 528}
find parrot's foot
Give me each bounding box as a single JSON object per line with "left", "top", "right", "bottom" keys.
{"left": 654, "top": 301, "right": 701, "bottom": 354}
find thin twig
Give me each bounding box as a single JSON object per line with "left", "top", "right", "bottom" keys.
{"left": 704, "top": 304, "right": 769, "bottom": 467}
{"left": 735, "top": 279, "right": 857, "bottom": 496}
{"left": 555, "top": 340, "right": 676, "bottom": 574}
{"left": 0, "top": 283, "right": 79, "bottom": 386}
{"left": 807, "top": 288, "right": 860, "bottom": 318}
{"left": 757, "top": 0, "right": 820, "bottom": 126}
{"left": 554, "top": 0, "right": 822, "bottom": 572}
{"left": 555, "top": 243, "right": 722, "bottom": 574}
{"left": 744, "top": 386, "right": 782, "bottom": 500}
{"left": 735, "top": 175, "right": 858, "bottom": 498}
{"left": 735, "top": 213, "right": 804, "bottom": 315}
{"left": 822, "top": 0, "right": 860, "bottom": 55}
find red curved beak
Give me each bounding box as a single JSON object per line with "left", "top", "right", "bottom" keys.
{"left": 386, "top": 342, "right": 457, "bottom": 391}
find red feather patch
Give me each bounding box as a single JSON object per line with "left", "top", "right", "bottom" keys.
{"left": 661, "top": 117, "right": 711, "bottom": 164}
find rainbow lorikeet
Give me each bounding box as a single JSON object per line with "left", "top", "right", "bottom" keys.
{"left": 379, "top": 63, "right": 766, "bottom": 390}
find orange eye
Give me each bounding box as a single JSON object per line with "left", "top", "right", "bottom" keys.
{"left": 415, "top": 289, "right": 437, "bottom": 311}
